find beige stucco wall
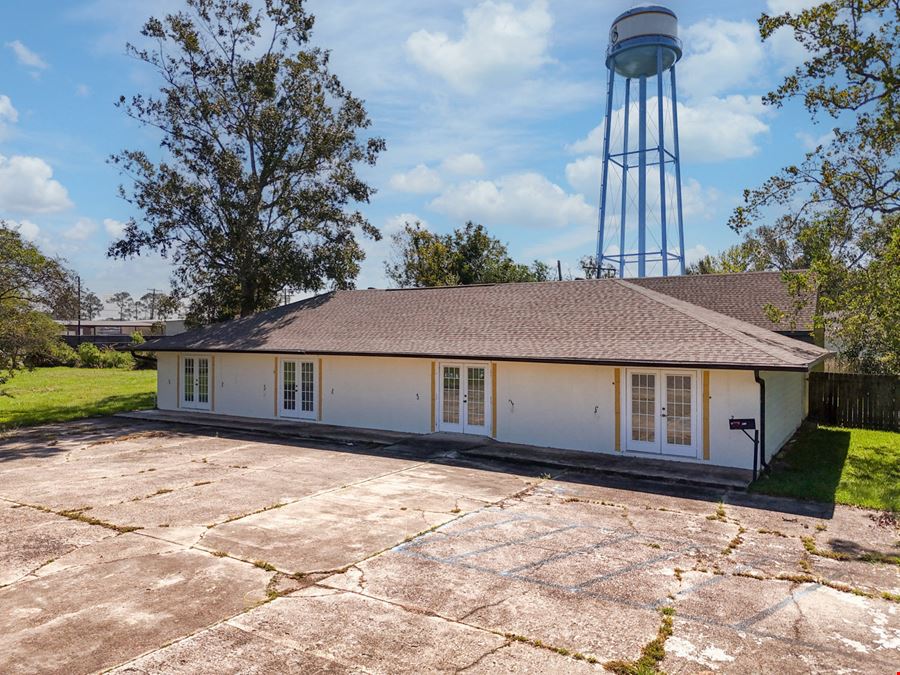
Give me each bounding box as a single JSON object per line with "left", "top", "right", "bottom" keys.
{"left": 320, "top": 355, "right": 431, "bottom": 433}
{"left": 155, "top": 351, "right": 806, "bottom": 471}
{"left": 496, "top": 362, "right": 615, "bottom": 453}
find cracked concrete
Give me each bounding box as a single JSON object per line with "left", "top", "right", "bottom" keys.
{"left": 1, "top": 417, "right": 898, "bottom": 673}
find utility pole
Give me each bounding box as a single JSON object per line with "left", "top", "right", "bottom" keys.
{"left": 76, "top": 275, "right": 82, "bottom": 346}
{"left": 556, "top": 260, "right": 563, "bottom": 282}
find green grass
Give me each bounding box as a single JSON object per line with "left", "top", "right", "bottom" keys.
{"left": 0, "top": 367, "right": 156, "bottom": 430}
{"left": 751, "top": 424, "right": 900, "bottom": 512}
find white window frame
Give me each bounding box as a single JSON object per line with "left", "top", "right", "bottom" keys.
{"left": 437, "top": 361, "right": 491, "bottom": 435}
{"left": 181, "top": 353, "right": 211, "bottom": 411}
{"left": 624, "top": 368, "right": 699, "bottom": 458}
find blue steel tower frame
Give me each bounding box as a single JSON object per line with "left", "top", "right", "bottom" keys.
{"left": 595, "top": 7, "right": 686, "bottom": 278}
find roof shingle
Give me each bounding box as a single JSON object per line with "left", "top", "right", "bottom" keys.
{"left": 140, "top": 278, "right": 829, "bottom": 371}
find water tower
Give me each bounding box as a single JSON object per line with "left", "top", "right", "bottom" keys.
{"left": 595, "top": 5, "right": 686, "bottom": 278}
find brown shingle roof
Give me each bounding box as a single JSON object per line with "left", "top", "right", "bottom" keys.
{"left": 629, "top": 270, "right": 816, "bottom": 333}
{"left": 139, "top": 278, "right": 828, "bottom": 371}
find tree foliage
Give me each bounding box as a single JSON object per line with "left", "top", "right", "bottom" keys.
{"left": 385, "top": 222, "right": 552, "bottom": 288}
{"left": 0, "top": 224, "right": 74, "bottom": 384}
{"left": 685, "top": 242, "right": 771, "bottom": 275}
{"left": 81, "top": 291, "right": 104, "bottom": 320}
{"left": 728, "top": 0, "right": 899, "bottom": 372}
{"left": 109, "top": 0, "right": 384, "bottom": 324}
{"left": 107, "top": 292, "right": 134, "bottom": 321}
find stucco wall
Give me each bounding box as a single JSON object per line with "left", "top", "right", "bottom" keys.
{"left": 156, "top": 352, "right": 178, "bottom": 411}
{"left": 154, "top": 351, "right": 807, "bottom": 471}
{"left": 214, "top": 353, "right": 278, "bottom": 419}
{"left": 707, "top": 369, "right": 762, "bottom": 469}
{"left": 762, "top": 370, "right": 805, "bottom": 461}
{"left": 320, "top": 355, "right": 431, "bottom": 433}
{"left": 496, "top": 362, "right": 615, "bottom": 453}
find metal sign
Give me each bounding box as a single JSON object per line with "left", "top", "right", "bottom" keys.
{"left": 729, "top": 418, "right": 756, "bottom": 430}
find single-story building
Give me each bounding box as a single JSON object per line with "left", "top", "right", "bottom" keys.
{"left": 137, "top": 276, "right": 829, "bottom": 472}
{"left": 58, "top": 319, "right": 187, "bottom": 347}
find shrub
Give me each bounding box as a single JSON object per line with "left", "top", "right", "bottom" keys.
{"left": 131, "top": 331, "right": 146, "bottom": 345}
{"left": 99, "top": 347, "right": 134, "bottom": 369}
{"left": 26, "top": 339, "right": 79, "bottom": 367}
{"left": 76, "top": 342, "right": 102, "bottom": 368}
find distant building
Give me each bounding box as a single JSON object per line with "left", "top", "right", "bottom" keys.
{"left": 56, "top": 319, "right": 186, "bottom": 347}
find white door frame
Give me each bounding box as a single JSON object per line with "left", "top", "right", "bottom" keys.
{"left": 278, "top": 358, "right": 317, "bottom": 420}
{"left": 437, "top": 362, "right": 491, "bottom": 435}
{"left": 181, "top": 354, "right": 211, "bottom": 411}
{"left": 624, "top": 368, "right": 699, "bottom": 458}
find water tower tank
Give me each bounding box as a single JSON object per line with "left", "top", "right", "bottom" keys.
{"left": 607, "top": 6, "right": 682, "bottom": 79}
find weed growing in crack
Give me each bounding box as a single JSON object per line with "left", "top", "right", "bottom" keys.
{"left": 722, "top": 527, "right": 746, "bottom": 555}
{"left": 504, "top": 634, "right": 598, "bottom": 664}
{"left": 802, "top": 536, "right": 900, "bottom": 565}
{"left": 604, "top": 606, "right": 675, "bottom": 675}
{"left": 253, "top": 560, "right": 276, "bottom": 572}
{"left": 706, "top": 502, "right": 727, "bottom": 522}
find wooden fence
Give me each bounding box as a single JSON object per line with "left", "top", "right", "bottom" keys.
{"left": 809, "top": 372, "right": 899, "bottom": 430}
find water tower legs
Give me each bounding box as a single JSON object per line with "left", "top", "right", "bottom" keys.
{"left": 637, "top": 75, "right": 647, "bottom": 278}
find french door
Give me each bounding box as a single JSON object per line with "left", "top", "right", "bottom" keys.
{"left": 625, "top": 369, "right": 697, "bottom": 457}
{"left": 279, "top": 359, "right": 316, "bottom": 420}
{"left": 182, "top": 355, "right": 211, "bottom": 410}
{"left": 438, "top": 363, "right": 490, "bottom": 435}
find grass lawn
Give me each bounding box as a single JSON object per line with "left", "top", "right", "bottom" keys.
{"left": 751, "top": 424, "right": 900, "bottom": 512}
{"left": 0, "top": 367, "right": 156, "bottom": 431}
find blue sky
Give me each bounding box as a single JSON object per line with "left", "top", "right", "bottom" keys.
{"left": 0, "top": 0, "right": 825, "bottom": 308}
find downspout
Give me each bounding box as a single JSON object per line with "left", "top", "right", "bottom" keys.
{"left": 754, "top": 370, "right": 767, "bottom": 471}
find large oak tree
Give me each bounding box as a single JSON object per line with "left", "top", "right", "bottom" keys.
{"left": 109, "top": 0, "right": 384, "bottom": 323}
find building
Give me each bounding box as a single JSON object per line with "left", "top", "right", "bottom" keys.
{"left": 137, "top": 275, "right": 828, "bottom": 473}
{"left": 57, "top": 319, "right": 188, "bottom": 347}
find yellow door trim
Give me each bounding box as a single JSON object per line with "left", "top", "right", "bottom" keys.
{"left": 702, "top": 370, "right": 711, "bottom": 460}
{"left": 491, "top": 362, "right": 497, "bottom": 438}
{"left": 273, "top": 357, "right": 278, "bottom": 417}
{"left": 176, "top": 354, "right": 181, "bottom": 409}
{"left": 210, "top": 355, "right": 216, "bottom": 412}
{"left": 614, "top": 368, "right": 621, "bottom": 451}
{"left": 430, "top": 361, "right": 436, "bottom": 432}
{"left": 317, "top": 358, "right": 323, "bottom": 421}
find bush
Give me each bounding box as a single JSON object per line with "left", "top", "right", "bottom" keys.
{"left": 131, "top": 331, "right": 146, "bottom": 345}
{"left": 99, "top": 347, "right": 134, "bottom": 369}
{"left": 76, "top": 343, "right": 102, "bottom": 368}
{"left": 26, "top": 339, "right": 79, "bottom": 367}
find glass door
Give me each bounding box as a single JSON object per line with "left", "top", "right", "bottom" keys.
{"left": 661, "top": 372, "right": 697, "bottom": 457}
{"left": 280, "top": 359, "right": 315, "bottom": 420}
{"left": 626, "top": 370, "right": 660, "bottom": 453}
{"left": 182, "top": 355, "right": 210, "bottom": 410}
{"left": 438, "top": 363, "right": 490, "bottom": 435}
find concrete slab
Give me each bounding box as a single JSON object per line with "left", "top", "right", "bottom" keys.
{"left": 1, "top": 417, "right": 898, "bottom": 673}
{"left": 0, "top": 549, "right": 271, "bottom": 674}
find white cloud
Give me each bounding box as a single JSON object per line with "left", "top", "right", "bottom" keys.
{"left": 75, "top": 84, "right": 91, "bottom": 97}
{"left": 442, "top": 153, "right": 486, "bottom": 176}
{"left": 103, "top": 218, "right": 126, "bottom": 238}
{"left": 406, "top": 0, "right": 553, "bottom": 93}
{"left": 64, "top": 217, "right": 97, "bottom": 241}
{"left": 389, "top": 164, "right": 443, "bottom": 193}
{"left": 569, "top": 95, "right": 769, "bottom": 164}
{"left": 384, "top": 213, "right": 428, "bottom": 234}
{"left": 684, "top": 244, "right": 711, "bottom": 266}
{"left": 6, "top": 219, "right": 40, "bottom": 241}
{"left": 0, "top": 95, "right": 17, "bottom": 123}
{"left": 0, "top": 154, "right": 73, "bottom": 214}
{"left": 431, "top": 172, "right": 594, "bottom": 229}
{"left": 796, "top": 129, "right": 834, "bottom": 151}
{"left": 679, "top": 20, "right": 765, "bottom": 99}
{"left": 6, "top": 40, "right": 48, "bottom": 70}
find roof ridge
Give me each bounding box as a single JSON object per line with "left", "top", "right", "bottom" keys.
{"left": 615, "top": 279, "right": 821, "bottom": 366}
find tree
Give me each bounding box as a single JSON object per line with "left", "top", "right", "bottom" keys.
{"left": 108, "top": 0, "right": 384, "bottom": 324}
{"left": 385, "top": 222, "right": 551, "bottom": 288}
{"left": 0, "top": 224, "right": 74, "bottom": 383}
{"left": 81, "top": 292, "right": 103, "bottom": 320}
{"left": 729, "top": 0, "right": 900, "bottom": 371}
{"left": 155, "top": 293, "right": 181, "bottom": 319}
{"left": 685, "top": 242, "right": 770, "bottom": 275}
{"left": 108, "top": 292, "right": 134, "bottom": 320}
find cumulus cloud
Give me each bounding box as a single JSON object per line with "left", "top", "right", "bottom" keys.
{"left": 406, "top": 0, "right": 552, "bottom": 93}
{"left": 103, "top": 218, "right": 126, "bottom": 238}
{"left": 0, "top": 154, "right": 72, "bottom": 214}
{"left": 442, "top": 153, "right": 485, "bottom": 175}
{"left": 6, "top": 40, "right": 48, "bottom": 70}
{"left": 430, "top": 172, "right": 594, "bottom": 229}
{"left": 568, "top": 95, "right": 769, "bottom": 164}
{"left": 684, "top": 243, "right": 711, "bottom": 266}
{"left": 64, "top": 217, "right": 97, "bottom": 241}
{"left": 766, "top": 0, "right": 821, "bottom": 13}
{"left": 6, "top": 219, "right": 40, "bottom": 241}
{"left": 678, "top": 20, "right": 765, "bottom": 100}
{"left": 389, "top": 164, "right": 443, "bottom": 193}
{"left": 0, "top": 95, "right": 17, "bottom": 123}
